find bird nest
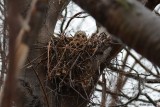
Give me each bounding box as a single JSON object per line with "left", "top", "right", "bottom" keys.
{"left": 46, "top": 31, "right": 111, "bottom": 88}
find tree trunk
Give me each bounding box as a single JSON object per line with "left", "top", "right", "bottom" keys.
{"left": 17, "top": 0, "right": 70, "bottom": 106}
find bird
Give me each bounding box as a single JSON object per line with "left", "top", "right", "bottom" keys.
{"left": 69, "top": 31, "right": 87, "bottom": 47}
{"left": 74, "top": 31, "right": 87, "bottom": 42}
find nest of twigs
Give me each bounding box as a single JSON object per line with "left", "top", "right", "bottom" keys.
{"left": 46, "top": 31, "right": 111, "bottom": 88}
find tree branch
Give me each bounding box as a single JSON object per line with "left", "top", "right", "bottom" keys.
{"left": 72, "top": 0, "right": 160, "bottom": 66}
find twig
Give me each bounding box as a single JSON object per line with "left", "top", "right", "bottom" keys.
{"left": 110, "top": 71, "right": 141, "bottom": 107}
{"left": 100, "top": 73, "right": 106, "bottom": 107}
{"left": 22, "top": 51, "right": 47, "bottom": 69}
{"left": 124, "top": 47, "right": 158, "bottom": 77}
{"left": 63, "top": 11, "right": 86, "bottom": 32}
{"left": 142, "top": 93, "right": 157, "bottom": 106}
{"left": 47, "top": 41, "right": 51, "bottom": 74}
{"left": 60, "top": 8, "right": 67, "bottom": 33}
{"left": 27, "top": 58, "right": 50, "bottom": 107}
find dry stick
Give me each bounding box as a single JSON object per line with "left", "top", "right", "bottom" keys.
{"left": 63, "top": 11, "right": 86, "bottom": 32}
{"left": 153, "top": 64, "right": 160, "bottom": 75}
{"left": 96, "top": 87, "right": 130, "bottom": 100}
{"left": 27, "top": 58, "right": 50, "bottom": 107}
{"left": 124, "top": 47, "right": 158, "bottom": 77}
{"left": 109, "top": 48, "right": 130, "bottom": 106}
{"left": 96, "top": 87, "right": 154, "bottom": 104}
{"left": 143, "top": 93, "right": 157, "bottom": 106}
{"left": 100, "top": 73, "right": 106, "bottom": 107}
{"left": 122, "top": 47, "right": 130, "bottom": 69}
{"left": 120, "top": 50, "right": 142, "bottom": 88}
{"left": 47, "top": 41, "right": 51, "bottom": 75}
{"left": 114, "top": 72, "right": 141, "bottom": 107}
{"left": 22, "top": 51, "right": 47, "bottom": 69}
{"left": 69, "top": 53, "right": 81, "bottom": 82}
{"left": 119, "top": 48, "right": 132, "bottom": 86}
{"left": 145, "top": 84, "right": 160, "bottom": 92}
{"left": 49, "top": 46, "right": 67, "bottom": 77}
{"left": 108, "top": 65, "right": 160, "bottom": 83}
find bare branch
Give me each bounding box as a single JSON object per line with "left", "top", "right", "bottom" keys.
{"left": 72, "top": 0, "right": 160, "bottom": 66}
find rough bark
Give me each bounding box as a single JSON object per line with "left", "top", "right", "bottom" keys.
{"left": 73, "top": 0, "right": 160, "bottom": 67}
{"left": 19, "top": 0, "right": 70, "bottom": 107}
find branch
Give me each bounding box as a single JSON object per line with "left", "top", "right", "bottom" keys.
{"left": 142, "top": 93, "right": 157, "bottom": 106}
{"left": 72, "top": 0, "right": 160, "bottom": 66}
{"left": 100, "top": 73, "right": 106, "bottom": 107}
{"left": 108, "top": 65, "right": 160, "bottom": 83}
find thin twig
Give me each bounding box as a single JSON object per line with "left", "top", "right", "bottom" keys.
{"left": 27, "top": 58, "right": 50, "bottom": 107}
{"left": 63, "top": 11, "right": 86, "bottom": 32}
{"left": 100, "top": 73, "right": 106, "bottom": 107}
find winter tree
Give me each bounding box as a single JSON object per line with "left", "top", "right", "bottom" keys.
{"left": 0, "top": 0, "right": 160, "bottom": 107}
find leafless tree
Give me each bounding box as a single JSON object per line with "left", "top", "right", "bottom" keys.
{"left": 0, "top": 0, "right": 160, "bottom": 107}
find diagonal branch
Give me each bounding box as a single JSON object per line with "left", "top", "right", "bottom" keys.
{"left": 72, "top": 0, "right": 160, "bottom": 67}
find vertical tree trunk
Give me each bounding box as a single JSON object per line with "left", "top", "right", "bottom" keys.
{"left": 18, "top": 0, "right": 70, "bottom": 106}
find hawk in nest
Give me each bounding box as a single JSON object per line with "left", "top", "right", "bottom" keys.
{"left": 69, "top": 31, "right": 87, "bottom": 47}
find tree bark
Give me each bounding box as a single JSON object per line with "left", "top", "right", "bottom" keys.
{"left": 17, "top": 0, "right": 70, "bottom": 106}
